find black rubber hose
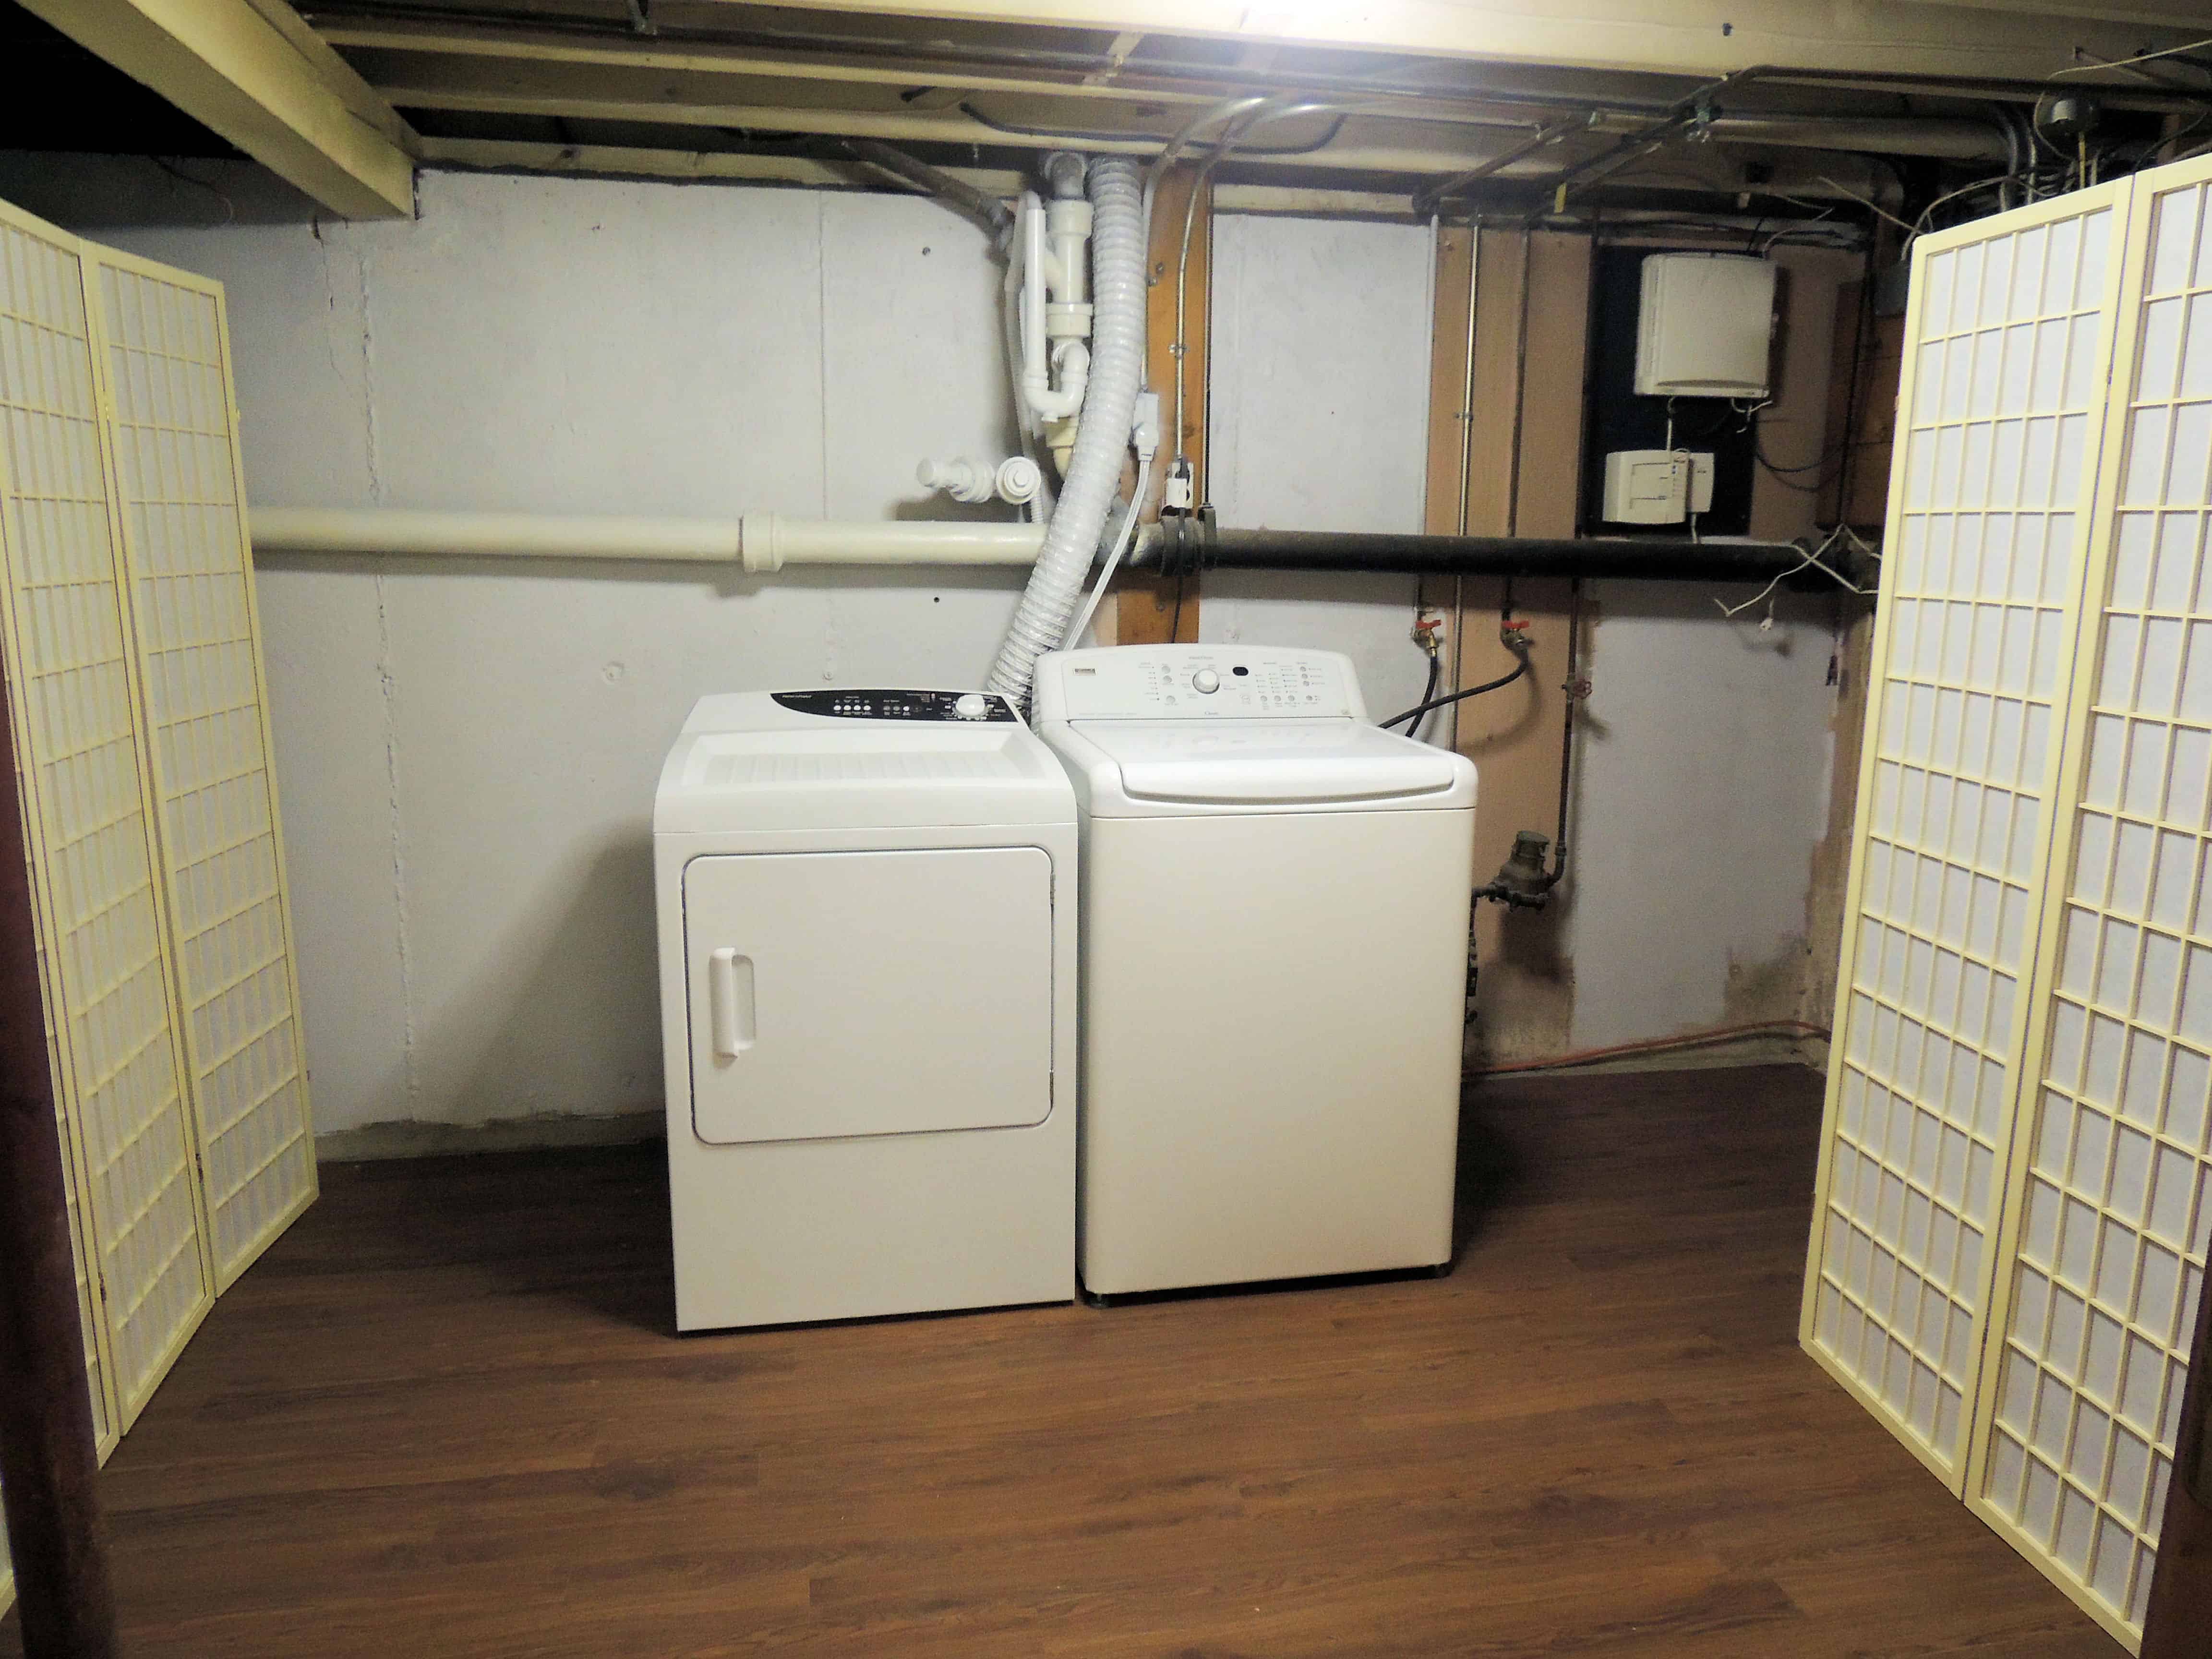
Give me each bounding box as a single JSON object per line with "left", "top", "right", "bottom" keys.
{"left": 1408, "top": 651, "right": 1442, "bottom": 742}
{"left": 1382, "top": 655, "right": 1530, "bottom": 733}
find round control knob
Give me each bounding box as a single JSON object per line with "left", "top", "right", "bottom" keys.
{"left": 1192, "top": 668, "right": 1221, "bottom": 694}
{"left": 953, "top": 693, "right": 990, "bottom": 720}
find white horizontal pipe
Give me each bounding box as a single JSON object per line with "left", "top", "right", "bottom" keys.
{"left": 249, "top": 509, "right": 1048, "bottom": 571}
{"left": 743, "top": 516, "right": 1046, "bottom": 571}
{"left": 252, "top": 508, "right": 738, "bottom": 561}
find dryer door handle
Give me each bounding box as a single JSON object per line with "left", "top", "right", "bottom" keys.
{"left": 708, "top": 948, "right": 757, "bottom": 1058}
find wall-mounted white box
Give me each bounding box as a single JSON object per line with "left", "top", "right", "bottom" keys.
{"left": 1601, "top": 449, "right": 1689, "bottom": 523}
{"left": 1635, "top": 252, "right": 1777, "bottom": 398}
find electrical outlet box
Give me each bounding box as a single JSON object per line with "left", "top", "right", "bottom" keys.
{"left": 1601, "top": 450, "right": 1690, "bottom": 524}
{"left": 1634, "top": 252, "right": 1777, "bottom": 399}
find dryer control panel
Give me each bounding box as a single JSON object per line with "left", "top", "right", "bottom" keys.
{"left": 1034, "top": 647, "right": 1363, "bottom": 722}
{"left": 771, "top": 688, "right": 1016, "bottom": 722}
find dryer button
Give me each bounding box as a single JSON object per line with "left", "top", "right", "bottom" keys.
{"left": 1192, "top": 669, "right": 1221, "bottom": 694}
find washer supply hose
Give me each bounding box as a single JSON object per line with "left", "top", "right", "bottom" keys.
{"left": 986, "top": 156, "right": 1146, "bottom": 705}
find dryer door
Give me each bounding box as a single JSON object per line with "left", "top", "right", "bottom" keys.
{"left": 683, "top": 846, "right": 1054, "bottom": 1145}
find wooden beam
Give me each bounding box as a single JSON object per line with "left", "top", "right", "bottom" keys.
{"left": 1424, "top": 224, "right": 1584, "bottom": 1064}
{"left": 353, "top": 57, "right": 1557, "bottom": 178}
{"left": 0, "top": 680, "right": 117, "bottom": 1657}
{"left": 19, "top": 0, "right": 417, "bottom": 219}
{"left": 1463, "top": 228, "right": 1529, "bottom": 539}
{"left": 317, "top": 15, "right": 1227, "bottom": 109}
{"left": 672, "top": 0, "right": 2203, "bottom": 85}
{"left": 1116, "top": 163, "right": 1210, "bottom": 647}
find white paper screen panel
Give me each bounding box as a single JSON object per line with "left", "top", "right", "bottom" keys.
{"left": 92, "top": 256, "right": 314, "bottom": 1288}
{"left": 1805, "top": 192, "right": 2125, "bottom": 1484}
{"left": 1968, "top": 170, "right": 2212, "bottom": 1648}
{"left": 0, "top": 206, "right": 210, "bottom": 1423}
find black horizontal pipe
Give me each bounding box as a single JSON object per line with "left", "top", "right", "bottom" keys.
{"left": 1136, "top": 524, "right": 1868, "bottom": 589}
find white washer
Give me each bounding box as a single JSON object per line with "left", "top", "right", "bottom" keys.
{"left": 1033, "top": 646, "right": 1478, "bottom": 1297}
{"left": 654, "top": 687, "right": 1077, "bottom": 1331}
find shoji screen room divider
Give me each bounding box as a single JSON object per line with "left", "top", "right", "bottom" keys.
{"left": 0, "top": 195, "right": 316, "bottom": 1613}
{"left": 1806, "top": 152, "right": 2212, "bottom": 1650}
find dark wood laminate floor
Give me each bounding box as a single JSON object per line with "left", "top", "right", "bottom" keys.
{"left": 3, "top": 1064, "right": 2116, "bottom": 1657}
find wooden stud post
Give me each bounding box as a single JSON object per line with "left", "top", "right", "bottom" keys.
{"left": 0, "top": 691, "right": 118, "bottom": 1657}
{"left": 1427, "top": 225, "right": 1586, "bottom": 1062}
{"left": 1115, "top": 162, "right": 1209, "bottom": 647}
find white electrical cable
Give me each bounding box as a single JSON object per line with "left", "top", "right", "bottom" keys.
{"left": 986, "top": 156, "right": 1148, "bottom": 705}
{"left": 1714, "top": 524, "right": 1872, "bottom": 620}
{"left": 1060, "top": 455, "right": 1153, "bottom": 649}
{"left": 2053, "top": 35, "right": 2212, "bottom": 77}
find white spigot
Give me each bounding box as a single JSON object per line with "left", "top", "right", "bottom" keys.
{"left": 916, "top": 457, "right": 998, "bottom": 505}
{"left": 994, "top": 457, "right": 1043, "bottom": 506}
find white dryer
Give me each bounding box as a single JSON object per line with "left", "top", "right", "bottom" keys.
{"left": 1033, "top": 647, "right": 1477, "bottom": 1298}
{"left": 654, "top": 688, "right": 1077, "bottom": 1331}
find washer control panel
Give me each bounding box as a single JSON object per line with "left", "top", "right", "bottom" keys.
{"left": 771, "top": 688, "right": 1016, "bottom": 722}
{"left": 1035, "top": 647, "right": 1360, "bottom": 721}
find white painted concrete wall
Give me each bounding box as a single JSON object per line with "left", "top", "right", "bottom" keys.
{"left": 97, "top": 172, "right": 1038, "bottom": 1133}
{"left": 1201, "top": 216, "right": 1848, "bottom": 1058}
{"left": 70, "top": 167, "right": 1851, "bottom": 1132}
{"left": 1205, "top": 214, "right": 1440, "bottom": 726}
{"left": 1565, "top": 587, "right": 1842, "bottom": 1048}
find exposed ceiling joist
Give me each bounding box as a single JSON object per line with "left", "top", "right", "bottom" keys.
{"left": 352, "top": 44, "right": 2012, "bottom": 167}
{"left": 411, "top": 132, "right": 1889, "bottom": 223}
{"left": 18, "top": 0, "right": 419, "bottom": 216}
{"left": 657, "top": 0, "right": 2208, "bottom": 85}
{"left": 1923, "top": 0, "right": 2212, "bottom": 27}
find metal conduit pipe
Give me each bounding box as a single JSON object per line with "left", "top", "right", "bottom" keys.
{"left": 1593, "top": 112, "right": 2010, "bottom": 162}
{"left": 840, "top": 138, "right": 1014, "bottom": 240}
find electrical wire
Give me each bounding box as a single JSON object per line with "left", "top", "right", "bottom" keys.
{"left": 1713, "top": 525, "right": 1873, "bottom": 621}
{"left": 1910, "top": 170, "right": 2052, "bottom": 240}
{"left": 1810, "top": 175, "right": 1918, "bottom": 235}
{"left": 1166, "top": 99, "right": 1334, "bottom": 483}
{"left": 1755, "top": 436, "right": 1843, "bottom": 491}
{"left": 1059, "top": 457, "right": 1153, "bottom": 649}
{"left": 2054, "top": 36, "right": 2212, "bottom": 78}
{"left": 1380, "top": 655, "right": 1528, "bottom": 732}
{"left": 1750, "top": 399, "right": 1850, "bottom": 492}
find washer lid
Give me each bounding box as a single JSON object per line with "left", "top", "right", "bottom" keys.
{"left": 1066, "top": 718, "right": 1464, "bottom": 806}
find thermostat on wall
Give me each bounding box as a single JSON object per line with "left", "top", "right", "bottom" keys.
{"left": 1634, "top": 252, "right": 1777, "bottom": 399}
{"left": 1601, "top": 449, "right": 1715, "bottom": 525}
